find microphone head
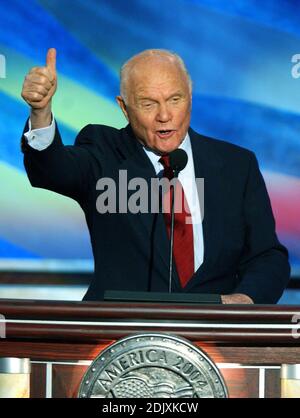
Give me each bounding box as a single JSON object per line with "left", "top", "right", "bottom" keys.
{"left": 169, "top": 149, "right": 188, "bottom": 173}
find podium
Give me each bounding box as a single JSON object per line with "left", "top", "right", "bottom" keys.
{"left": 0, "top": 299, "right": 300, "bottom": 398}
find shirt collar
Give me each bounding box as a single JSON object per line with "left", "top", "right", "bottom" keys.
{"left": 143, "top": 133, "right": 191, "bottom": 175}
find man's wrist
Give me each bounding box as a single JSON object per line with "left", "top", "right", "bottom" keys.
{"left": 30, "top": 103, "right": 52, "bottom": 129}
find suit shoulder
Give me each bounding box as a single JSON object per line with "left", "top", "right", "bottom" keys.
{"left": 75, "top": 124, "right": 121, "bottom": 143}
{"left": 191, "top": 130, "right": 255, "bottom": 161}
{"left": 75, "top": 124, "right": 129, "bottom": 149}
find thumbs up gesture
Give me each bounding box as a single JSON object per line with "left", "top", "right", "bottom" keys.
{"left": 21, "top": 48, "right": 57, "bottom": 110}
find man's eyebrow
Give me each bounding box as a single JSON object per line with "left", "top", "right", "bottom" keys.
{"left": 137, "top": 97, "right": 156, "bottom": 101}
{"left": 168, "top": 91, "right": 184, "bottom": 97}
{"left": 136, "top": 92, "right": 184, "bottom": 101}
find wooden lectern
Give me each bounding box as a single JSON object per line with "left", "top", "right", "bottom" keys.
{"left": 0, "top": 299, "right": 299, "bottom": 398}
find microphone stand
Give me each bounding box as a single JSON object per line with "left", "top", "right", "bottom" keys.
{"left": 168, "top": 170, "right": 179, "bottom": 293}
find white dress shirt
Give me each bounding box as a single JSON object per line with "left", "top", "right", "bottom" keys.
{"left": 143, "top": 134, "right": 204, "bottom": 271}
{"left": 24, "top": 117, "right": 56, "bottom": 150}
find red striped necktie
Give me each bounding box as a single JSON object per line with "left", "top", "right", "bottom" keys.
{"left": 159, "top": 155, "right": 194, "bottom": 288}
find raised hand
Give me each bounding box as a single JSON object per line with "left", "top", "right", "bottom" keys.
{"left": 21, "top": 48, "right": 57, "bottom": 128}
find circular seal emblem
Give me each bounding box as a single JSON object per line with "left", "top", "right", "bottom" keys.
{"left": 78, "top": 333, "right": 228, "bottom": 398}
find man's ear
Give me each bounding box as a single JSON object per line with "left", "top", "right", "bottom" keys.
{"left": 116, "top": 96, "right": 129, "bottom": 121}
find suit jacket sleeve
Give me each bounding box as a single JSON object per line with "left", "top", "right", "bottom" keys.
{"left": 234, "top": 152, "right": 290, "bottom": 303}
{"left": 21, "top": 120, "right": 100, "bottom": 203}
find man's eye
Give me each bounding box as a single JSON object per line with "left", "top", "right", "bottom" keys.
{"left": 171, "top": 97, "right": 180, "bottom": 103}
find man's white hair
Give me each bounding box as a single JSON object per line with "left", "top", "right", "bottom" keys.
{"left": 120, "top": 49, "right": 192, "bottom": 103}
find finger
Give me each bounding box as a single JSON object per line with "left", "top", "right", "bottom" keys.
{"left": 23, "top": 91, "right": 45, "bottom": 102}
{"left": 23, "top": 79, "right": 54, "bottom": 97}
{"left": 29, "top": 66, "right": 55, "bottom": 83}
{"left": 25, "top": 83, "right": 50, "bottom": 97}
{"left": 25, "top": 73, "right": 52, "bottom": 90}
{"left": 46, "top": 48, "right": 56, "bottom": 74}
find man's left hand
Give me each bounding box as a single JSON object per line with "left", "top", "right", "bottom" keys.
{"left": 221, "top": 293, "right": 254, "bottom": 304}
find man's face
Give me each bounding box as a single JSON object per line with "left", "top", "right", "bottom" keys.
{"left": 117, "top": 59, "right": 191, "bottom": 155}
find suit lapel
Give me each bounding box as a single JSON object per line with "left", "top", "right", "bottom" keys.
{"left": 115, "top": 125, "right": 171, "bottom": 282}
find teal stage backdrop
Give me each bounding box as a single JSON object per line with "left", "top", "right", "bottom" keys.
{"left": 0, "top": 0, "right": 299, "bottom": 277}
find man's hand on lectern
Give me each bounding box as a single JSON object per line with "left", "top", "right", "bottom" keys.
{"left": 21, "top": 48, "right": 57, "bottom": 129}
{"left": 221, "top": 293, "right": 254, "bottom": 304}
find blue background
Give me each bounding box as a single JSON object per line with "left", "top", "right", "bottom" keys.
{"left": 0, "top": 0, "right": 299, "bottom": 279}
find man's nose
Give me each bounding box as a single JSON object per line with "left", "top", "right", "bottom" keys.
{"left": 156, "top": 104, "right": 171, "bottom": 122}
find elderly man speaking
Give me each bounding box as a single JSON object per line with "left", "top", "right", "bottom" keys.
{"left": 21, "top": 48, "right": 290, "bottom": 303}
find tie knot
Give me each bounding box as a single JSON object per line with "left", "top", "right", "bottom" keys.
{"left": 159, "top": 155, "right": 174, "bottom": 180}
{"left": 159, "top": 155, "right": 171, "bottom": 168}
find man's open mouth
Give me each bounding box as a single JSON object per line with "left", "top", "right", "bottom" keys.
{"left": 156, "top": 130, "right": 175, "bottom": 138}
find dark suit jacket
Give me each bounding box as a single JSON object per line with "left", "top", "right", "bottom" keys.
{"left": 22, "top": 123, "right": 290, "bottom": 303}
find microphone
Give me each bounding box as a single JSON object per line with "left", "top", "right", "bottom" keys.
{"left": 169, "top": 148, "right": 188, "bottom": 176}
{"left": 168, "top": 149, "right": 188, "bottom": 292}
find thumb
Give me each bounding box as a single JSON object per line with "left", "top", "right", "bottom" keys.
{"left": 46, "top": 48, "right": 56, "bottom": 75}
